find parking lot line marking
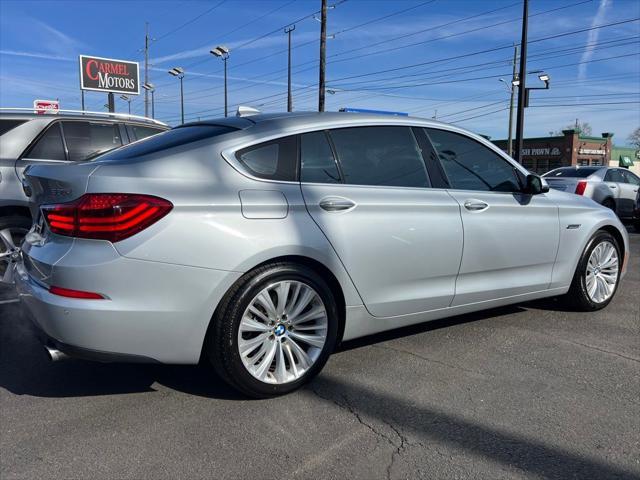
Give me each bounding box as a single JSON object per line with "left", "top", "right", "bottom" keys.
{"left": 0, "top": 299, "right": 19, "bottom": 305}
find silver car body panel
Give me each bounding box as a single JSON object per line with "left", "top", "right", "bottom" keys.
{"left": 14, "top": 112, "right": 630, "bottom": 363}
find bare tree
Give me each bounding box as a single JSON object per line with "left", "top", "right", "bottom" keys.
{"left": 554, "top": 120, "right": 592, "bottom": 136}
{"left": 627, "top": 127, "right": 640, "bottom": 149}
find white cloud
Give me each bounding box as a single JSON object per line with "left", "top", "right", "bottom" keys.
{"left": 578, "top": 0, "right": 611, "bottom": 81}
{"left": 0, "top": 49, "right": 74, "bottom": 62}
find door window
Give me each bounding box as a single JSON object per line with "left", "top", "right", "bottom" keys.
{"left": 236, "top": 136, "right": 297, "bottom": 181}
{"left": 328, "top": 126, "right": 429, "bottom": 188}
{"left": 300, "top": 131, "right": 341, "bottom": 184}
{"left": 604, "top": 169, "right": 625, "bottom": 183}
{"left": 24, "top": 122, "right": 66, "bottom": 160}
{"left": 61, "top": 121, "right": 123, "bottom": 161}
{"left": 0, "top": 119, "right": 26, "bottom": 136}
{"left": 621, "top": 170, "right": 640, "bottom": 185}
{"left": 426, "top": 128, "right": 521, "bottom": 192}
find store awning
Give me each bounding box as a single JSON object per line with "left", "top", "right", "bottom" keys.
{"left": 619, "top": 155, "right": 634, "bottom": 167}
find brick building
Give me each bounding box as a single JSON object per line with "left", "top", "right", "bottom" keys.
{"left": 492, "top": 129, "right": 618, "bottom": 175}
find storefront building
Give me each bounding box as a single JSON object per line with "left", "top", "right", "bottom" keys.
{"left": 491, "top": 129, "right": 634, "bottom": 175}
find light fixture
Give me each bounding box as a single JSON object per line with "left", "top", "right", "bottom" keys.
{"left": 168, "top": 67, "right": 184, "bottom": 77}
{"left": 210, "top": 45, "right": 229, "bottom": 57}
{"left": 142, "top": 83, "right": 155, "bottom": 91}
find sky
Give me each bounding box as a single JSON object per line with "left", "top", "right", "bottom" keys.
{"left": 0, "top": 0, "right": 638, "bottom": 143}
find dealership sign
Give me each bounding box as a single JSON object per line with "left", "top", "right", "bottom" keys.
{"left": 33, "top": 99, "right": 59, "bottom": 114}
{"left": 79, "top": 55, "right": 139, "bottom": 95}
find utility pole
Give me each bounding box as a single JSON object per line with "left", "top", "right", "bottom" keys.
{"left": 507, "top": 44, "right": 518, "bottom": 157}
{"left": 144, "top": 22, "right": 150, "bottom": 118}
{"left": 514, "top": 0, "right": 528, "bottom": 163}
{"left": 318, "top": 0, "right": 327, "bottom": 112}
{"left": 285, "top": 25, "right": 296, "bottom": 112}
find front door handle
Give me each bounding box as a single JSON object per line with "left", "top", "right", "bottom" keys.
{"left": 319, "top": 197, "right": 356, "bottom": 212}
{"left": 463, "top": 200, "right": 489, "bottom": 212}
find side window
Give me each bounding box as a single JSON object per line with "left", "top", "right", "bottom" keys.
{"left": 605, "top": 169, "right": 624, "bottom": 183}
{"left": 328, "top": 126, "right": 429, "bottom": 188}
{"left": 622, "top": 170, "right": 640, "bottom": 185}
{"left": 236, "top": 135, "right": 297, "bottom": 181}
{"left": 0, "top": 119, "right": 26, "bottom": 136}
{"left": 426, "top": 128, "right": 521, "bottom": 192}
{"left": 300, "top": 131, "right": 341, "bottom": 184}
{"left": 24, "top": 123, "right": 66, "bottom": 160}
{"left": 128, "top": 125, "right": 165, "bottom": 142}
{"left": 62, "top": 121, "right": 122, "bottom": 161}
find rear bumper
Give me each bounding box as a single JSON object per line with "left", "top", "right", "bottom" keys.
{"left": 15, "top": 252, "right": 242, "bottom": 364}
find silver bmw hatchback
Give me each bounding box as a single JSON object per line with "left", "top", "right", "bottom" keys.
{"left": 6, "top": 111, "right": 629, "bottom": 398}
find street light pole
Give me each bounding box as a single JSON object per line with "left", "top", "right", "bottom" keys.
{"left": 210, "top": 46, "right": 230, "bottom": 117}
{"left": 142, "top": 83, "right": 155, "bottom": 119}
{"left": 285, "top": 25, "right": 296, "bottom": 112}
{"left": 514, "top": 0, "right": 528, "bottom": 163}
{"left": 120, "top": 95, "right": 132, "bottom": 114}
{"left": 505, "top": 44, "right": 518, "bottom": 157}
{"left": 168, "top": 67, "right": 185, "bottom": 124}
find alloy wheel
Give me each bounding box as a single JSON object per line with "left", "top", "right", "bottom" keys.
{"left": 585, "top": 240, "right": 619, "bottom": 304}
{"left": 0, "top": 228, "right": 27, "bottom": 285}
{"left": 237, "top": 280, "right": 328, "bottom": 384}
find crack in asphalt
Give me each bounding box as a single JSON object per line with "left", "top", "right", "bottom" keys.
{"left": 310, "top": 386, "right": 410, "bottom": 479}
{"left": 371, "top": 344, "right": 487, "bottom": 377}
{"left": 561, "top": 339, "right": 640, "bottom": 364}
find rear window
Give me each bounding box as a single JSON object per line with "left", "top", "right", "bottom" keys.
{"left": 0, "top": 119, "right": 27, "bottom": 136}
{"left": 94, "top": 125, "right": 237, "bottom": 161}
{"left": 127, "top": 124, "right": 166, "bottom": 141}
{"left": 544, "top": 167, "right": 599, "bottom": 178}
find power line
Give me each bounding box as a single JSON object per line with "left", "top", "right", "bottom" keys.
{"left": 154, "top": 0, "right": 227, "bottom": 43}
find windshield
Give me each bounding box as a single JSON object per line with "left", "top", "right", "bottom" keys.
{"left": 543, "top": 167, "right": 600, "bottom": 178}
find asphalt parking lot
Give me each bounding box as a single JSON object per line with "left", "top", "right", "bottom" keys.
{"left": 1, "top": 231, "right": 638, "bottom": 480}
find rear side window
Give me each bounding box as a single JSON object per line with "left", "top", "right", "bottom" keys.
{"left": 24, "top": 123, "right": 66, "bottom": 160}
{"left": 236, "top": 136, "right": 297, "bottom": 181}
{"left": 128, "top": 124, "right": 165, "bottom": 141}
{"left": 95, "top": 125, "right": 237, "bottom": 162}
{"left": 62, "top": 121, "right": 123, "bottom": 161}
{"left": 0, "top": 119, "right": 26, "bottom": 136}
{"left": 328, "top": 126, "right": 429, "bottom": 188}
{"left": 622, "top": 170, "right": 640, "bottom": 185}
{"left": 300, "top": 131, "right": 341, "bottom": 184}
{"left": 426, "top": 128, "right": 520, "bottom": 192}
{"left": 604, "top": 170, "right": 625, "bottom": 183}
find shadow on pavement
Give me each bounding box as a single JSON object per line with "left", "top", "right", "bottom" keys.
{"left": 306, "top": 376, "right": 639, "bottom": 480}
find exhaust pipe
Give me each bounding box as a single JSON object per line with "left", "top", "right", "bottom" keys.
{"left": 45, "top": 345, "right": 69, "bottom": 362}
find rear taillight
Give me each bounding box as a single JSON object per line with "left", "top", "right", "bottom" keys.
{"left": 49, "top": 286, "right": 105, "bottom": 299}
{"left": 575, "top": 181, "right": 587, "bottom": 196}
{"left": 42, "top": 193, "right": 173, "bottom": 242}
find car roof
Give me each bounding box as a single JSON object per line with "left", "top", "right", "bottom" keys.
{"left": 179, "top": 111, "right": 456, "bottom": 131}
{"left": 0, "top": 109, "right": 168, "bottom": 128}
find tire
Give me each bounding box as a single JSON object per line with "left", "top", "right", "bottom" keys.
{"left": 601, "top": 198, "right": 616, "bottom": 212}
{"left": 207, "top": 262, "right": 339, "bottom": 398}
{"left": 563, "top": 230, "right": 622, "bottom": 311}
{"left": 0, "top": 215, "right": 32, "bottom": 282}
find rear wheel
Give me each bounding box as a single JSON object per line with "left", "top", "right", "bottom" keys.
{"left": 0, "top": 215, "right": 31, "bottom": 284}
{"left": 563, "top": 231, "right": 621, "bottom": 311}
{"left": 207, "top": 262, "right": 339, "bottom": 398}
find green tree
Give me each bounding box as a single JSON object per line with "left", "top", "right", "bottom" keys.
{"left": 554, "top": 120, "right": 592, "bottom": 136}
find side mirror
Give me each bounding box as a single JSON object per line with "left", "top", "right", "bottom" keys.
{"left": 525, "top": 174, "right": 549, "bottom": 194}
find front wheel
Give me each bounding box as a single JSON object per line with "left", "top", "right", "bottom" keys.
{"left": 207, "top": 262, "right": 339, "bottom": 398}
{"left": 563, "top": 231, "right": 621, "bottom": 311}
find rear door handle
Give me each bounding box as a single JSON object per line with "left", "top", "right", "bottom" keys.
{"left": 463, "top": 200, "right": 489, "bottom": 212}
{"left": 319, "top": 197, "right": 356, "bottom": 212}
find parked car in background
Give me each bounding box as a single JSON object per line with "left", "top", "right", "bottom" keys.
{"left": 543, "top": 166, "right": 640, "bottom": 225}
{"left": 0, "top": 109, "right": 168, "bottom": 258}
{"left": 4, "top": 111, "right": 629, "bottom": 398}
